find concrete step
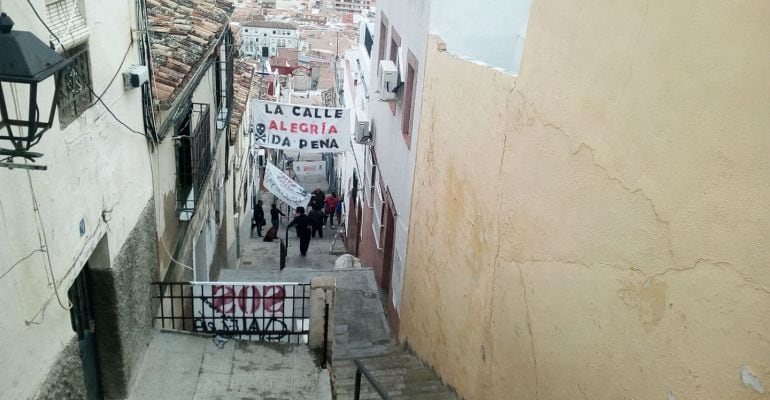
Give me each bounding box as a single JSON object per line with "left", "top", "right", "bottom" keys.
{"left": 334, "top": 344, "right": 393, "bottom": 359}
{"left": 332, "top": 350, "right": 456, "bottom": 400}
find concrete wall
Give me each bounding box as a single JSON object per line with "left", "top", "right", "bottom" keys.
{"left": 87, "top": 201, "right": 159, "bottom": 399}
{"left": 399, "top": 0, "right": 770, "bottom": 398}
{"left": 0, "top": 0, "right": 155, "bottom": 398}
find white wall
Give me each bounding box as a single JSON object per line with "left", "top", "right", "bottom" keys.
{"left": 429, "top": 0, "right": 531, "bottom": 74}
{"left": 369, "top": 0, "right": 431, "bottom": 313}
{"left": 0, "top": 0, "right": 153, "bottom": 397}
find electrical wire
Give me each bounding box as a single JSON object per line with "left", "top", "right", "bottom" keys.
{"left": 144, "top": 140, "right": 194, "bottom": 272}
{"left": 26, "top": 170, "right": 73, "bottom": 310}
{"left": 24, "top": 0, "right": 150, "bottom": 140}
{"left": 0, "top": 249, "right": 45, "bottom": 281}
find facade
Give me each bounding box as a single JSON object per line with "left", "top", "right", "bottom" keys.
{"left": 336, "top": 1, "right": 430, "bottom": 335}
{"left": 241, "top": 21, "right": 299, "bottom": 59}
{"left": 147, "top": 0, "right": 236, "bottom": 283}
{"left": 222, "top": 59, "right": 257, "bottom": 269}
{"left": 0, "top": 0, "right": 252, "bottom": 398}
{"left": 398, "top": 2, "right": 770, "bottom": 400}
{"left": 0, "top": 0, "right": 157, "bottom": 399}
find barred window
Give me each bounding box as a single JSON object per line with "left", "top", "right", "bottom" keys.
{"left": 56, "top": 45, "right": 93, "bottom": 127}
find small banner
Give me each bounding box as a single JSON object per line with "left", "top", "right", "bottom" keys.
{"left": 252, "top": 100, "right": 351, "bottom": 153}
{"left": 293, "top": 161, "right": 326, "bottom": 177}
{"left": 191, "top": 282, "right": 306, "bottom": 342}
{"left": 263, "top": 163, "right": 311, "bottom": 209}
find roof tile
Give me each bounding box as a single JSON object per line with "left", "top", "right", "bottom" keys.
{"left": 148, "top": 0, "right": 234, "bottom": 104}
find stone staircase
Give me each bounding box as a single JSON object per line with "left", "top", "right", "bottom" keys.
{"left": 333, "top": 349, "right": 457, "bottom": 400}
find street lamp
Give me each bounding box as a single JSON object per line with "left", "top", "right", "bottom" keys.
{"left": 0, "top": 12, "right": 71, "bottom": 170}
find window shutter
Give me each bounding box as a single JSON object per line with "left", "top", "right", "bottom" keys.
{"left": 46, "top": 0, "right": 89, "bottom": 53}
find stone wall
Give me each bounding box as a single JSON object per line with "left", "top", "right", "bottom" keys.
{"left": 35, "top": 337, "right": 86, "bottom": 400}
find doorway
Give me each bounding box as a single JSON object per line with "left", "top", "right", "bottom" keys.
{"left": 68, "top": 265, "right": 104, "bottom": 400}
{"left": 381, "top": 200, "right": 396, "bottom": 293}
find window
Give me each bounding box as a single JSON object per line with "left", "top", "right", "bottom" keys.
{"left": 389, "top": 29, "right": 400, "bottom": 65}
{"left": 401, "top": 49, "right": 418, "bottom": 147}
{"left": 46, "top": 0, "right": 89, "bottom": 53}
{"left": 56, "top": 45, "right": 93, "bottom": 127}
{"left": 364, "top": 26, "right": 373, "bottom": 56}
{"left": 175, "top": 103, "right": 213, "bottom": 219}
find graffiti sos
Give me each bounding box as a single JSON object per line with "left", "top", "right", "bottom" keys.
{"left": 208, "top": 285, "right": 286, "bottom": 316}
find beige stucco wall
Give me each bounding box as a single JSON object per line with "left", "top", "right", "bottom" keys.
{"left": 399, "top": 1, "right": 770, "bottom": 399}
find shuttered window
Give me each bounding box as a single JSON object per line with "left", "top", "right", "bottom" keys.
{"left": 46, "top": 0, "right": 89, "bottom": 53}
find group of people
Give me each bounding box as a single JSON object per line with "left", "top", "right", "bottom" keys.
{"left": 252, "top": 201, "right": 285, "bottom": 241}
{"left": 252, "top": 188, "right": 343, "bottom": 256}
{"left": 288, "top": 189, "right": 341, "bottom": 256}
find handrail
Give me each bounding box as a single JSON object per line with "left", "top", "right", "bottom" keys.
{"left": 329, "top": 221, "right": 345, "bottom": 254}
{"left": 353, "top": 359, "right": 391, "bottom": 400}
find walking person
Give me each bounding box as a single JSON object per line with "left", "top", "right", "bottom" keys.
{"left": 309, "top": 207, "right": 325, "bottom": 238}
{"left": 286, "top": 207, "right": 313, "bottom": 256}
{"left": 309, "top": 188, "right": 325, "bottom": 211}
{"left": 253, "top": 200, "right": 265, "bottom": 237}
{"left": 324, "top": 192, "right": 338, "bottom": 228}
{"left": 270, "top": 203, "right": 285, "bottom": 228}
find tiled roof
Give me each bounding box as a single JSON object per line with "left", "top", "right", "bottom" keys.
{"left": 147, "top": 0, "right": 234, "bottom": 104}
{"left": 241, "top": 20, "right": 297, "bottom": 30}
{"left": 229, "top": 60, "right": 255, "bottom": 142}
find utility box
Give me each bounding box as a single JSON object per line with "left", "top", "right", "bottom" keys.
{"left": 354, "top": 109, "right": 372, "bottom": 144}
{"left": 378, "top": 60, "right": 398, "bottom": 101}
{"left": 123, "top": 65, "right": 149, "bottom": 89}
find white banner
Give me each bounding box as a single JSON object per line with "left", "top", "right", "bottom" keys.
{"left": 293, "top": 161, "right": 326, "bottom": 177}
{"left": 263, "top": 163, "right": 311, "bottom": 209}
{"left": 191, "top": 282, "right": 307, "bottom": 342}
{"left": 252, "top": 100, "right": 351, "bottom": 153}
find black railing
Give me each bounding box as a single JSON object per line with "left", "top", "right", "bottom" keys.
{"left": 151, "top": 281, "right": 311, "bottom": 344}
{"left": 353, "top": 360, "right": 392, "bottom": 400}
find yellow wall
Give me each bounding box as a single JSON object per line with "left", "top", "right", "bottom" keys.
{"left": 399, "top": 1, "right": 770, "bottom": 399}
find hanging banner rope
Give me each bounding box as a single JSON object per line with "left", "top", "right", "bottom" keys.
{"left": 263, "top": 163, "right": 311, "bottom": 209}
{"left": 252, "top": 100, "right": 351, "bottom": 153}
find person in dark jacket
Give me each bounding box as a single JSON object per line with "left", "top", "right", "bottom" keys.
{"left": 270, "top": 203, "right": 285, "bottom": 228}
{"left": 309, "top": 207, "right": 325, "bottom": 238}
{"left": 286, "top": 207, "right": 313, "bottom": 256}
{"left": 253, "top": 200, "right": 265, "bottom": 237}
{"left": 309, "top": 188, "right": 325, "bottom": 211}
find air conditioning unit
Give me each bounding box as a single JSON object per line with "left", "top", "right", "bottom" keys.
{"left": 354, "top": 109, "right": 373, "bottom": 144}
{"left": 378, "top": 60, "right": 398, "bottom": 101}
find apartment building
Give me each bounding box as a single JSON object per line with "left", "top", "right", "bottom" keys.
{"left": 241, "top": 20, "right": 299, "bottom": 58}
{"left": 0, "top": 0, "right": 157, "bottom": 398}
{"left": 336, "top": 0, "right": 430, "bottom": 336}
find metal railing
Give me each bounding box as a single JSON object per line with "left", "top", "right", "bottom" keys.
{"left": 176, "top": 103, "right": 212, "bottom": 216}
{"left": 151, "top": 282, "right": 311, "bottom": 344}
{"left": 353, "top": 359, "right": 392, "bottom": 400}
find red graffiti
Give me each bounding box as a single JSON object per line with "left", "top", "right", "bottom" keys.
{"left": 209, "top": 285, "right": 286, "bottom": 316}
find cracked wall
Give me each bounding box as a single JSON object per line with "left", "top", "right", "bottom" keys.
{"left": 399, "top": 1, "right": 770, "bottom": 398}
